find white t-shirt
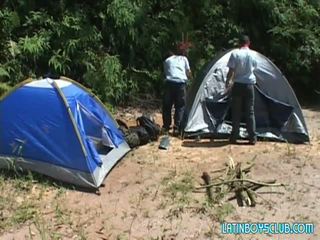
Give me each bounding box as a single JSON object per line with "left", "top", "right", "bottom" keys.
{"left": 163, "top": 55, "right": 190, "bottom": 83}
{"left": 227, "top": 47, "right": 257, "bottom": 84}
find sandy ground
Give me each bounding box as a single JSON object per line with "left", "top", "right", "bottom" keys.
{"left": 1, "top": 107, "right": 320, "bottom": 240}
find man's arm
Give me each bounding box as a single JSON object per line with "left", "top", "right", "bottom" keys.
{"left": 187, "top": 69, "right": 192, "bottom": 79}
{"left": 184, "top": 56, "right": 192, "bottom": 80}
{"left": 226, "top": 52, "right": 236, "bottom": 91}
{"left": 226, "top": 68, "right": 234, "bottom": 90}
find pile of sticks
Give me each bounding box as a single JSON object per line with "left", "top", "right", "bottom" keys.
{"left": 198, "top": 157, "right": 286, "bottom": 207}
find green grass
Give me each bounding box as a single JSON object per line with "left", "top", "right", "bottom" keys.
{"left": 161, "top": 170, "right": 195, "bottom": 205}
{"left": 12, "top": 201, "right": 38, "bottom": 224}
{"left": 159, "top": 169, "right": 236, "bottom": 223}
{"left": 213, "top": 203, "right": 235, "bottom": 222}
{"left": 0, "top": 168, "right": 76, "bottom": 238}
{"left": 0, "top": 191, "right": 39, "bottom": 231}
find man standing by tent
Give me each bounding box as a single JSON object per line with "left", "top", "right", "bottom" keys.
{"left": 162, "top": 43, "right": 192, "bottom": 135}
{"left": 226, "top": 35, "right": 257, "bottom": 145}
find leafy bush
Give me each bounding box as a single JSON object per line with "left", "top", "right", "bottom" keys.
{"left": 0, "top": 82, "right": 12, "bottom": 98}
{"left": 0, "top": 0, "right": 319, "bottom": 103}
{"left": 84, "top": 54, "right": 131, "bottom": 103}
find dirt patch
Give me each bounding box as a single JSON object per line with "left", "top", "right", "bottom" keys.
{"left": 1, "top": 107, "right": 320, "bottom": 240}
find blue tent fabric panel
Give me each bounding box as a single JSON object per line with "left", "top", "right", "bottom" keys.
{"left": 77, "top": 102, "right": 116, "bottom": 149}
{"left": 0, "top": 86, "right": 91, "bottom": 172}
{"left": 86, "top": 137, "right": 103, "bottom": 167}
{"left": 78, "top": 102, "right": 104, "bottom": 139}
{"left": 61, "top": 84, "right": 125, "bottom": 147}
{"left": 72, "top": 101, "right": 104, "bottom": 173}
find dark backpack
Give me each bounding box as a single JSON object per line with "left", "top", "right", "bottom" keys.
{"left": 136, "top": 115, "right": 160, "bottom": 141}
{"left": 129, "top": 126, "right": 150, "bottom": 145}
{"left": 125, "top": 131, "right": 140, "bottom": 148}
{"left": 116, "top": 118, "right": 150, "bottom": 148}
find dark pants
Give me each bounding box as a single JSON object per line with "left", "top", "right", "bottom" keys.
{"left": 230, "top": 82, "right": 256, "bottom": 141}
{"left": 162, "top": 81, "right": 186, "bottom": 131}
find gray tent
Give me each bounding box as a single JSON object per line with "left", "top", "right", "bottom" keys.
{"left": 183, "top": 49, "right": 309, "bottom": 143}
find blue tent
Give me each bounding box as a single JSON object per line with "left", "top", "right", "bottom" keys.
{"left": 0, "top": 77, "right": 130, "bottom": 188}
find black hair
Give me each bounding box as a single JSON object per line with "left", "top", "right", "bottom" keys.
{"left": 240, "top": 35, "right": 250, "bottom": 45}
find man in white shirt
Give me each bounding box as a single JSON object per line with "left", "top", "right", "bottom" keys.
{"left": 226, "top": 35, "right": 258, "bottom": 145}
{"left": 162, "top": 43, "right": 192, "bottom": 135}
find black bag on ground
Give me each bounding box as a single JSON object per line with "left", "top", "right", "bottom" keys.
{"left": 117, "top": 118, "right": 141, "bottom": 148}
{"left": 116, "top": 117, "right": 156, "bottom": 148}
{"left": 129, "top": 126, "right": 150, "bottom": 145}
{"left": 136, "top": 115, "right": 160, "bottom": 141}
{"left": 125, "top": 131, "right": 140, "bottom": 148}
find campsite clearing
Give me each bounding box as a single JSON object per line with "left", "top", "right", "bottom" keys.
{"left": 0, "top": 106, "right": 320, "bottom": 240}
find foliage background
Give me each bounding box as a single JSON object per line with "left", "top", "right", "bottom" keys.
{"left": 0, "top": 0, "right": 320, "bottom": 103}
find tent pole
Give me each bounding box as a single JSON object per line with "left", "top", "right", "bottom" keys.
{"left": 50, "top": 80, "right": 88, "bottom": 158}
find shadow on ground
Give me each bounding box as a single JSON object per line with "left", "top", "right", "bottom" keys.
{"left": 182, "top": 139, "right": 230, "bottom": 148}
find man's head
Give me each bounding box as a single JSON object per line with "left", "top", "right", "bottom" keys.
{"left": 176, "top": 41, "right": 192, "bottom": 56}
{"left": 176, "top": 42, "right": 187, "bottom": 55}
{"left": 239, "top": 35, "right": 250, "bottom": 46}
